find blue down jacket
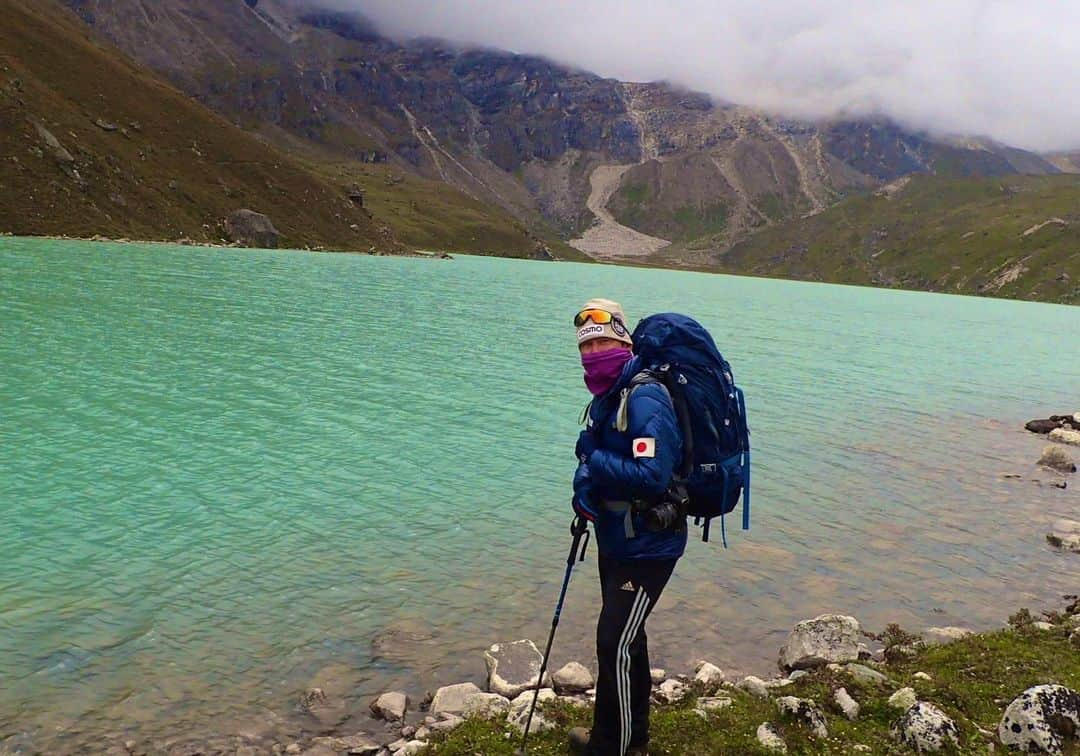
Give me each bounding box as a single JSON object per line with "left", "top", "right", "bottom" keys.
{"left": 573, "top": 355, "right": 687, "bottom": 560}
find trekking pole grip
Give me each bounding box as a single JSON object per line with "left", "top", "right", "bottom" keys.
{"left": 569, "top": 515, "right": 589, "bottom": 564}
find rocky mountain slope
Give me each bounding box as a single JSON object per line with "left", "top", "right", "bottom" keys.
{"left": 58, "top": 0, "right": 1066, "bottom": 264}
{"left": 0, "top": 0, "right": 406, "bottom": 251}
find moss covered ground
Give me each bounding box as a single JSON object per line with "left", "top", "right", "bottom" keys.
{"left": 422, "top": 612, "right": 1080, "bottom": 755}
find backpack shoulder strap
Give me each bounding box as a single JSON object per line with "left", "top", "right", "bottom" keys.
{"left": 615, "top": 370, "right": 665, "bottom": 432}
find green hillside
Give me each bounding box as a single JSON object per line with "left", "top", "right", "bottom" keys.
{"left": 709, "top": 174, "right": 1080, "bottom": 304}
{"left": 0, "top": 0, "right": 410, "bottom": 251}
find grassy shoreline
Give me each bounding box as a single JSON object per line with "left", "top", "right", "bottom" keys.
{"left": 422, "top": 605, "right": 1080, "bottom": 755}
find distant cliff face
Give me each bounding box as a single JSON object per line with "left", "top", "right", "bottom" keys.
{"left": 60, "top": 0, "right": 1063, "bottom": 251}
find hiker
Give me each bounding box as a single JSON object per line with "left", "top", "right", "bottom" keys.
{"left": 568, "top": 298, "right": 686, "bottom": 756}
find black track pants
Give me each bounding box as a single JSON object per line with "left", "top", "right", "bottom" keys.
{"left": 589, "top": 555, "right": 677, "bottom": 756}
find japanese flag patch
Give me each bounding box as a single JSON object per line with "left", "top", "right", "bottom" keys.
{"left": 632, "top": 437, "right": 656, "bottom": 458}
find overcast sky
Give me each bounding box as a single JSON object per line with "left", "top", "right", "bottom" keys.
{"left": 329, "top": 0, "right": 1080, "bottom": 152}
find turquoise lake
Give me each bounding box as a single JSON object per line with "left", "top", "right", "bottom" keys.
{"left": 1, "top": 237, "right": 1077, "bottom": 751}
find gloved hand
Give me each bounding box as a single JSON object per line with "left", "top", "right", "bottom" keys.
{"left": 575, "top": 429, "right": 597, "bottom": 464}
{"left": 572, "top": 463, "right": 598, "bottom": 522}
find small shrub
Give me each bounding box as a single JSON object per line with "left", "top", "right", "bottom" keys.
{"left": 1008, "top": 608, "right": 1035, "bottom": 631}
{"left": 873, "top": 623, "right": 922, "bottom": 650}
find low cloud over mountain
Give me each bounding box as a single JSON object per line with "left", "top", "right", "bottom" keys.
{"left": 332, "top": 0, "right": 1080, "bottom": 152}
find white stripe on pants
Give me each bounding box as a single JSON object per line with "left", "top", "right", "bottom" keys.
{"left": 616, "top": 588, "right": 650, "bottom": 755}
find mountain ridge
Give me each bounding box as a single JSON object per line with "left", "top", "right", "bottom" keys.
{"left": 58, "top": 0, "right": 1067, "bottom": 259}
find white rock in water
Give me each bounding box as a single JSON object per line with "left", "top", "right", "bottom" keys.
{"left": 778, "top": 614, "right": 862, "bottom": 670}
{"left": 656, "top": 679, "right": 689, "bottom": 703}
{"left": 924, "top": 626, "right": 974, "bottom": 644}
{"left": 756, "top": 722, "right": 788, "bottom": 753}
{"left": 1048, "top": 519, "right": 1080, "bottom": 553}
{"left": 891, "top": 702, "right": 959, "bottom": 752}
{"left": 835, "top": 687, "right": 860, "bottom": 721}
{"left": 1033, "top": 621, "right": 1056, "bottom": 632}
{"left": 1049, "top": 427, "right": 1080, "bottom": 446}
{"left": 888, "top": 687, "right": 918, "bottom": 710}
{"left": 776, "top": 696, "right": 828, "bottom": 738}
{"left": 999, "top": 684, "right": 1080, "bottom": 754}
{"left": 430, "top": 682, "right": 482, "bottom": 717}
{"left": 370, "top": 691, "right": 409, "bottom": 721}
{"left": 738, "top": 675, "right": 770, "bottom": 698}
{"left": 1039, "top": 444, "right": 1077, "bottom": 472}
{"left": 461, "top": 692, "right": 510, "bottom": 718}
{"left": 650, "top": 668, "right": 666, "bottom": 685}
{"left": 484, "top": 640, "right": 550, "bottom": 698}
{"left": 552, "top": 662, "right": 594, "bottom": 694}
{"left": 694, "top": 661, "right": 725, "bottom": 689}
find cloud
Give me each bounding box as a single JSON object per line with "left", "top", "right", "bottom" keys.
{"left": 320, "top": 0, "right": 1080, "bottom": 152}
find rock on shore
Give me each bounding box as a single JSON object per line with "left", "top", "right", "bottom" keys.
{"left": 225, "top": 209, "right": 281, "bottom": 249}
{"left": 552, "top": 661, "right": 594, "bottom": 694}
{"left": 484, "top": 640, "right": 551, "bottom": 698}
{"left": 778, "top": 614, "right": 862, "bottom": 670}
{"left": 1049, "top": 428, "right": 1080, "bottom": 447}
{"left": 1025, "top": 414, "right": 1080, "bottom": 434}
{"left": 891, "top": 702, "right": 960, "bottom": 752}
{"left": 999, "top": 684, "right": 1080, "bottom": 754}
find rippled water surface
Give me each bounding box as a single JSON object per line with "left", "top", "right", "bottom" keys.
{"left": 1, "top": 238, "right": 1077, "bottom": 751}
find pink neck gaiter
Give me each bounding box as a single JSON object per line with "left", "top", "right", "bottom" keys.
{"left": 582, "top": 347, "right": 633, "bottom": 396}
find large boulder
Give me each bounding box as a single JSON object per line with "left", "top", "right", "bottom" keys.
{"left": 484, "top": 640, "right": 551, "bottom": 698}
{"left": 1047, "top": 519, "right": 1080, "bottom": 553}
{"left": 225, "top": 209, "right": 281, "bottom": 249}
{"left": 1049, "top": 428, "right": 1080, "bottom": 447}
{"left": 778, "top": 614, "right": 862, "bottom": 671}
{"left": 998, "top": 684, "right": 1080, "bottom": 754}
{"left": 1039, "top": 445, "right": 1077, "bottom": 473}
{"left": 891, "top": 702, "right": 960, "bottom": 752}
{"left": 430, "top": 682, "right": 482, "bottom": 717}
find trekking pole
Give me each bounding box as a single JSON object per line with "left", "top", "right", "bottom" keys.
{"left": 515, "top": 514, "right": 590, "bottom": 756}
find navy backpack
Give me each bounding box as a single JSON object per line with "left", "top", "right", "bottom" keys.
{"left": 630, "top": 313, "right": 751, "bottom": 545}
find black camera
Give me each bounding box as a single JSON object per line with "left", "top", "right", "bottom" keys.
{"left": 643, "top": 491, "right": 688, "bottom": 532}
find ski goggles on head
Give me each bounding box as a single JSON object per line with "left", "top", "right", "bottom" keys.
{"left": 573, "top": 308, "right": 620, "bottom": 328}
